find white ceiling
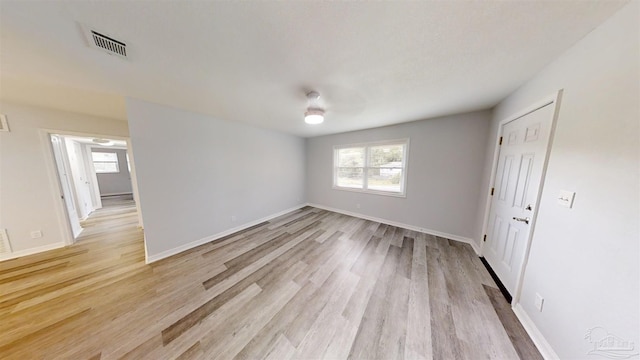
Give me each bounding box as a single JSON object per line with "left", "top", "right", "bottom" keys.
{"left": 0, "top": 1, "right": 627, "bottom": 137}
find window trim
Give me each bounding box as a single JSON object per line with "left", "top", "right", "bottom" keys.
{"left": 332, "top": 138, "right": 409, "bottom": 198}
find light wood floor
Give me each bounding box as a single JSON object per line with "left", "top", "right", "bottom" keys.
{"left": 0, "top": 204, "right": 539, "bottom": 359}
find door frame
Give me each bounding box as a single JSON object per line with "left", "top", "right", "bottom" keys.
{"left": 66, "top": 139, "right": 94, "bottom": 220}
{"left": 40, "top": 129, "right": 144, "bottom": 246}
{"left": 46, "top": 134, "right": 82, "bottom": 243}
{"left": 479, "top": 90, "right": 563, "bottom": 305}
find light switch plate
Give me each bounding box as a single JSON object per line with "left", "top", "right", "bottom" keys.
{"left": 30, "top": 230, "right": 43, "bottom": 239}
{"left": 535, "top": 293, "right": 544, "bottom": 312}
{"left": 557, "top": 190, "right": 575, "bottom": 208}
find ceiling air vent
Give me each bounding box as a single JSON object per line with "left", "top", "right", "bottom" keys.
{"left": 90, "top": 30, "right": 127, "bottom": 58}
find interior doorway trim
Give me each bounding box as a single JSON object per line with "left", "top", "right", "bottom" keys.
{"left": 479, "top": 89, "right": 563, "bottom": 305}
{"left": 39, "top": 129, "right": 144, "bottom": 246}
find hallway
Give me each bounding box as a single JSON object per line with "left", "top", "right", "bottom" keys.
{"left": 79, "top": 195, "right": 138, "bottom": 240}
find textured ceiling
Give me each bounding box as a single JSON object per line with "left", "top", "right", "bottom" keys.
{"left": 0, "top": 1, "right": 628, "bottom": 137}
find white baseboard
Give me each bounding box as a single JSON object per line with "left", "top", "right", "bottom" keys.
{"left": 145, "top": 203, "right": 307, "bottom": 264}
{"left": 101, "top": 192, "right": 134, "bottom": 197}
{"left": 307, "top": 202, "right": 481, "bottom": 254}
{"left": 513, "top": 303, "right": 559, "bottom": 360}
{"left": 0, "top": 241, "right": 66, "bottom": 262}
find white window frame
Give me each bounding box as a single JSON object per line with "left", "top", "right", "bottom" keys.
{"left": 333, "top": 138, "right": 409, "bottom": 197}
{"left": 92, "top": 151, "right": 120, "bottom": 174}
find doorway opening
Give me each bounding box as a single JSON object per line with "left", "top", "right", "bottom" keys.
{"left": 47, "top": 132, "right": 141, "bottom": 244}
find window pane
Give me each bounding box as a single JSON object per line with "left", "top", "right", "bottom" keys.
{"left": 92, "top": 152, "right": 118, "bottom": 162}
{"left": 337, "top": 147, "right": 365, "bottom": 167}
{"left": 94, "top": 162, "right": 119, "bottom": 173}
{"left": 333, "top": 141, "right": 407, "bottom": 196}
{"left": 336, "top": 167, "right": 363, "bottom": 188}
{"left": 369, "top": 144, "right": 404, "bottom": 168}
{"left": 367, "top": 168, "right": 402, "bottom": 193}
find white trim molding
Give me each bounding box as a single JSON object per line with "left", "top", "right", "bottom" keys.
{"left": 513, "top": 303, "right": 560, "bottom": 360}
{"left": 100, "top": 192, "right": 134, "bottom": 197}
{"left": 0, "top": 242, "right": 66, "bottom": 262}
{"left": 307, "top": 202, "right": 481, "bottom": 254}
{"left": 145, "top": 203, "right": 308, "bottom": 264}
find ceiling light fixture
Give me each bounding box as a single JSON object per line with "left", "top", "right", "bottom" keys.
{"left": 92, "top": 138, "right": 115, "bottom": 146}
{"left": 304, "top": 91, "right": 324, "bottom": 125}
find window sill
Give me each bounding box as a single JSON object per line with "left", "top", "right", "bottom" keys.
{"left": 332, "top": 186, "right": 406, "bottom": 198}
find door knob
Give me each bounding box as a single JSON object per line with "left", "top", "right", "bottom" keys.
{"left": 513, "top": 217, "right": 530, "bottom": 224}
{"left": 525, "top": 204, "right": 533, "bottom": 211}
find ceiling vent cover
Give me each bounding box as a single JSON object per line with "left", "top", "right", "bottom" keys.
{"left": 90, "top": 30, "right": 127, "bottom": 58}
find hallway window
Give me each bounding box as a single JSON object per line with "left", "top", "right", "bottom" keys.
{"left": 92, "top": 152, "right": 120, "bottom": 173}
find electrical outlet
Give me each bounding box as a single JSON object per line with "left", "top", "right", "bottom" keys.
{"left": 30, "top": 230, "right": 43, "bottom": 239}
{"left": 231, "top": 216, "right": 237, "bottom": 222}
{"left": 535, "top": 293, "right": 544, "bottom": 312}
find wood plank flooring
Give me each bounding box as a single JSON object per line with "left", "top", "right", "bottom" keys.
{"left": 0, "top": 204, "right": 537, "bottom": 359}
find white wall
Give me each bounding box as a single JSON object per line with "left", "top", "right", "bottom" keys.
{"left": 306, "top": 110, "right": 491, "bottom": 245}
{"left": 92, "top": 148, "right": 133, "bottom": 196}
{"left": 0, "top": 102, "right": 129, "bottom": 256}
{"left": 480, "top": 2, "right": 639, "bottom": 358}
{"left": 126, "top": 98, "right": 306, "bottom": 260}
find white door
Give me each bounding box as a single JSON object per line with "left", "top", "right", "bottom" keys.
{"left": 69, "top": 140, "right": 94, "bottom": 218}
{"left": 84, "top": 145, "right": 103, "bottom": 210}
{"left": 484, "top": 103, "right": 554, "bottom": 296}
{"left": 50, "top": 135, "right": 83, "bottom": 239}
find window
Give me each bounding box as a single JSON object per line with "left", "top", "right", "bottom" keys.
{"left": 92, "top": 152, "right": 120, "bottom": 173}
{"left": 334, "top": 139, "right": 408, "bottom": 196}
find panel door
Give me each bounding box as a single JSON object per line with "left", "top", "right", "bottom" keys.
{"left": 485, "top": 104, "right": 554, "bottom": 296}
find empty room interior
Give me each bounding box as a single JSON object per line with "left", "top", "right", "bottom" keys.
{"left": 0, "top": 1, "right": 638, "bottom": 360}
